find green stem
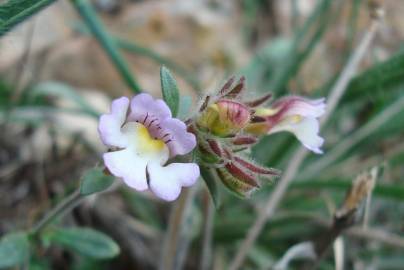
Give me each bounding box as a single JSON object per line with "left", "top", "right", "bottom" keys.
{"left": 31, "top": 190, "right": 83, "bottom": 235}
{"left": 70, "top": 0, "right": 141, "bottom": 93}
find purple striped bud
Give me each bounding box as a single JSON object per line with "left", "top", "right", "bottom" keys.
{"left": 232, "top": 136, "right": 258, "bottom": 146}
{"left": 234, "top": 156, "right": 280, "bottom": 176}
{"left": 219, "top": 76, "right": 246, "bottom": 98}
{"left": 216, "top": 167, "right": 257, "bottom": 197}
{"left": 225, "top": 162, "right": 260, "bottom": 188}
{"left": 245, "top": 93, "right": 273, "bottom": 107}
{"left": 207, "top": 139, "right": 223, "bottom": 157}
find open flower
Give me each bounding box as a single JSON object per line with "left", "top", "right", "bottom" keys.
{"left": 246, "top": 96, "right": 326, "bottom": 154}
{"left": 98, "top": 93, "right": 199, "bottom": 201}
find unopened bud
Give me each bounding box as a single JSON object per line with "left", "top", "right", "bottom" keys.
{"left": 197, "top": 100, "right": 251, "bottom": 137}
{"left": 225, "top": 162, "right": 260, "bottom": 188}
{"left": 216, "top": 167, "right": 257, "bottom": 197}
{"left": 232, "top": 136, "right": 258, "bottom": 146}
{"left": 207, "top": 139, "right": 223, "bottom": 156}
{"left": 234, "top": 156, "right": 280, "bottom": 176}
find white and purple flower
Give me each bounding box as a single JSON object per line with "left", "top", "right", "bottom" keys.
{"left": 246, "top": 96, "right": 326, "bottom": 154}
{"left": 98, "top": 93, "right": 199, "bottom": 201}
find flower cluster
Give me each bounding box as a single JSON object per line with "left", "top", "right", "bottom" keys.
{"left": 98, "top": 94, "right": 199, "bottom": 201}
{"left": 191, "top": 76, "right": 326, "bottom": 196}
{"left": 98, "top": 76, "right": 326, "bottom": 200}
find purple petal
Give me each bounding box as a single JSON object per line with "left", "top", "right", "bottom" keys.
{"left": 98, "top": 97, "right": 130, "bottom": 148}
{"left": 272, "top": 96, "right": 326, "bottom": 119}
{"left": 148, "top": 162, "right": 200, "bottom": 201}
{"left": 128, "top": 93, "right": 171, "bottom": 122}
{"left": 104, "top": 149, "right": 149, "bottom": 191}
{"left": 159, "top": 118, "right": 197, "bottom": 157}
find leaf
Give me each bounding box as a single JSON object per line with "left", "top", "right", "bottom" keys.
{"left": 0, "top": 0, "right": 56, "bottom": 37}
{"left": 291, "top": 180, "right": 404, "bottom": 201}
{"left": 343, "top": 50, "right": 404, "bottom": 102}
{"left": 80, "top": 167, "right": 114, "bottom": 196}
{"left": 0, "top": 232, "right": 30, "bottom": 268}
{"left": 160, "top": 66, "right": 180, "bottom": 117}
{"left": 177, "top": 95, "right": 192, "bottom": 120}
{"left": 46, "top": 228, "right": 120, "bottom": 259}
{"left": 200, "top": 166, "right": 221, "bottom": 209}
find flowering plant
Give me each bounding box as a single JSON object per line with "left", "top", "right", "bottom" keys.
{"left": 96, "top": 73, "right": 325, "bottom": 201}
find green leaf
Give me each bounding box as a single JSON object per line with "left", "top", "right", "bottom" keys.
{"left": 200, "top": 166, "right": 221, "bottom": 209}
{"left": 0, "top": 0, "right": 56, "bottom": 37}
{"left": 177, "top": 95, "right": 192, "bottom": 120}
{"left": 80, "top": 167, "right": 114, "bottom": 196}
{"left": 46, "top": 228, "right": 120, "bottom": 259}
{"left": 160, "top": 66, "right": 180, "bottom": 117}
{"left": 0, "top": 232, "right": 30, "bottom": 268}
{"left": 344, "top": 50, "right": 404, "bottom": 102}
{"left": 291, "top": 180, "right": 404, "bottom": 201}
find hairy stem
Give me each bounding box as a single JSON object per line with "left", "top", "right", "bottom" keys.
{"left": 31, "top": 189, "right": 83, "bottom": 235}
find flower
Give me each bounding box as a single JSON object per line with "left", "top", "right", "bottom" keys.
{"left": 246, "top": 96, "right": 326, "bottom": 154}
{"left": 98, "top": 93, "right": 199, "bottom": 201}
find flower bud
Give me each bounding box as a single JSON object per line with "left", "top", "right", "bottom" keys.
{"left": 232, "top": 136, "right": 258, "bottom": 146}
{"left": 225, "top": 162, "right": 260, "bottom": 188}
{"left": 234, "top": 156, "right": 280, "bottom": 176}
{"left": 216, "top": 167, "right": 257, "bottom": 197}
{"left": 197, "top": 100, "right": 251, "bottom": 137}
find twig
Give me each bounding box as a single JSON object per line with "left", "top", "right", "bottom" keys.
{"left": 347, "top": 226, "right": 404, "bottom": 248}
{"left": 302, "top": 168, "right": 378, "bottom": 270}
{"left": 320, "top": 15, "right": 381, "bottom": 123}
{"left": 228, "top": 5, "right": 383, "bottom": 269}
{"left": 159, "top": 186, "right": 199, "bottom": 270}
{"left": 200, "top": 190, "right": 214, "bottom": 270}
{"left": 274, "top": 210, "right": 404, "bottom": 249}
{"left": 333, "top": 237, "right": 344, "bottom": 270}
{"left": 31, "top": 189, "right": 83, "bottom": 235}
{"left": 273, "top": 241, "right": 316, "bottom": 270}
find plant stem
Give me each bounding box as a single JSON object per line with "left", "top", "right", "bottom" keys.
{"left": 200, "top": 189, "right": 214, "bottom": 270}
{"left": 159, "top": 186, "right": 198, "bottom": 270}
{"left": 228, "top": 5, "right": 383, "bottom": 270}
{"left": 70, "top": 0, "right": 141, "bottom": 93}
{"left": 31, "top": 190, "right": 83, "bottom": 235}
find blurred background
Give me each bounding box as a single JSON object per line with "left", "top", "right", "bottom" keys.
{"left": 0, "top": 0, "right": 403, "bottom": 269}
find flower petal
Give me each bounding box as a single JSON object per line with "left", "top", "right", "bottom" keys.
{"left": 98, "top": 97, "right": 130, "bottom": 148}
{"left": 128, "top": 93, "right": 171, "bottom": 122}
{"left": 272, "top": 96, "right": 326, "bottom": 119}
{"left": 269, "top": 117, "right": 324, "bottom": 154}
{"left": 103, "top": 148, "right": 149, "bottom": 191}
{"left": 159, "top": 118, "right": 197, "bottom": 157}
{"left": 148, "top": 162, "right": 200, "bottom": 201}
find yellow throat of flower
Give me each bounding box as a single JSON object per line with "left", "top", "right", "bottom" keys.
{"left": 136, "top": 124, "right": 166, "bottom": 154}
